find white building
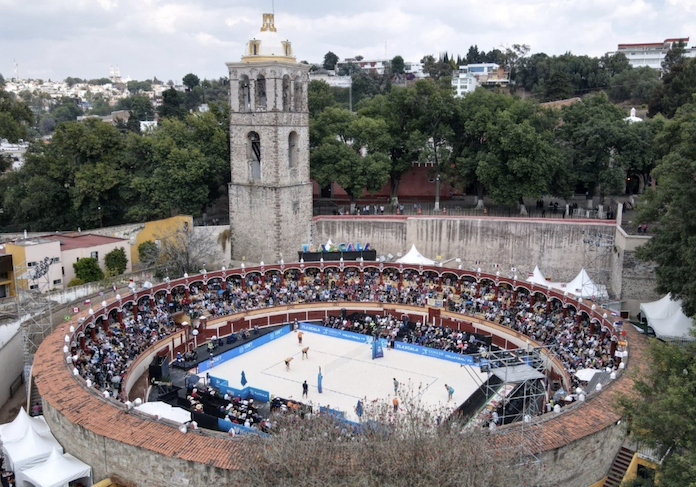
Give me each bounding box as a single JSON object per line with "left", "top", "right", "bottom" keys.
{"left": 609, "top": 37, "right": 696, "bottom": 71}
{"left": 451, "top": 69, "right": 478, "bottom": 97}
{"left": 308, "top": 73, "right": 353, "bottom": 88}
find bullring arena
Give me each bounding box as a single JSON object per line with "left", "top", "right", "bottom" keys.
{"left": 30, "top": 261, "right": 647, "bottom": 487}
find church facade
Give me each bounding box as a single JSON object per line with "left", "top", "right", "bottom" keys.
{"left": 226, "top": 14, "right": 312, "bottom": 263}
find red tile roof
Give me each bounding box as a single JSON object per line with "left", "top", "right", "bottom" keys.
{"left": 43, "top": 233, "right": 128, "bottom": 251}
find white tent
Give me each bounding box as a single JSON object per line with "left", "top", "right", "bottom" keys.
{"left": 527, "top": 266, "right": 549, "bottom": 286}
{"left": 395, "top": 245, "right": 436, "bottom": 265}
{"left": 21, "top": 448, "right": 92, "bottom": 487}
{"left": 564, "top": 268, "right": 608, "bottom": 299}
{"left": 135, "top": 401, "right": 191, "bottom": 425}
{"left": 527, "top": 266, "right": 607, "bottom": 299}
{"left": 640, "top": 294, "right": 694, "bottom": 340}
{"left": 2, "top": 427, "right": 63, "bottom": 485}
{"left": 0, "top": 408, "right": 50, "bottom": 444}
{"left": 574, "top": 368, "right": 603, "bottom": 382}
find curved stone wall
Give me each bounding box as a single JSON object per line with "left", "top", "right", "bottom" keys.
{"left": 33, "top": 263, "right": 642, "bottom": 486}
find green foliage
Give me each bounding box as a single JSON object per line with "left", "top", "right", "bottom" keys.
{"left": 557, "top": 93, "right": 627, "bottom": 199}
{"left": 138, "top": 240, "right": 160, "bottom": 268}
{"left": 88, "top": 78, "right": 112, "bottom": 85}
{"left": 609, "top": 67, "right": 660, "bottom": 104}
{"left": 89, "top": 94, "right": 112, "bottom": 116}
{"left": 104, "top": 247, "right": 128, "bottom": 275}
{"left": 126, "top": 80, "right": 152, "bottom": 94}
{"left": 49, "top": 97, "right": 83, "bottom": 123}
{"left": 73, "top": 257, "right": 104, "bottom": 283}
{"left": 0, "top": 88, "right": 33, "bottom": 142}
{"left": 618, "top": 337, "right": 696, "bottom": 485}
{"left": 67, "top": 277, "right": 85, "bottom": 287}
{"left": 391, "top": 55, "right": 405, "bottom": 74}
{"left": 648, "top": 58, "right": 696, "bottom": 118}
{"left": 636, "top": 100, "right": 696, "bottom": 315}
{"left": 182, "top": 73, "right": 200, "bottom": 91}
{"left": 65, "top": 77, "right": 84, "bottom": 87}
{"left": 159, "top": 87, "right": 186, "bottom": 119}
{"left": 116, "top": 94, "right": 155, "bottom": 121}
{"left": 310, "top": 107, "right": 391, "bottom": 202}
{"left": 323, "top": 51, "right": 339, "bottom": 71}
{"left": 420, "top": 54, "right": 453, "bottom": 80}
{"left": 308, "top": 80, "right": 338, "bottom": 118}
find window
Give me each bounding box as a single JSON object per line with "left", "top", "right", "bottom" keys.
{"left": 288, "top": 132, "right": 298, "bottom": 168}
{"left": 282, "top": 75, "right": 291, "bottom": 111}
{"left": 90, "top": 251, "right": 98, "bottom": 260}
{"left": 53, "top": 279, "right": 62, "bottom": 285}
{"left": 294, "top": 78, "right": 303, "bottom": 111}
{"left": 239, "top": 75, "right": 251, "bottom": 112}
{"left": 248, "top": 132, "right": 261, "bottom": 180}
{"left": 29, "top": 284, "right": 39, "bottom": 290}
{"left": 62, "top": 267, "right": 65, "bottom": 276}
{"left": 27, "top": 261, "right": 37, "bottom": 267}
{"left": 256, "top": 75, "right": 267, "bottom": 108}
{"left": 51, "top": 257, "right": 60, "bottom": 264}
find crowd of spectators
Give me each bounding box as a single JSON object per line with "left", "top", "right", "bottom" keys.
{"left": 72, "top": 271, "right": 618, "bottom": 408}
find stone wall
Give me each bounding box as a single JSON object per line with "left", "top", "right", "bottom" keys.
{"left": 314, "top": 216, "right": 616, "bottom": 284}
{"left": 539, "top": 422, "right": 625, "bottom": 487}
{"left": 42, "top": 401, "right": 243, "bottom": 486}
{"left": 612, "top": 228, "right": 659, "bottom": 315}
{"left": 0, "top": 324, "right": 23, "bottom": 408}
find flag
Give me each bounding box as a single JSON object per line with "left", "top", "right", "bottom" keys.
{"left": 83, "top": 299, "right": 90, "bottom": 305}
{"left": 72, "top": 307, "right": 79, "bottom": 313}
{"left": 112, "top": 284, "right": 117, "bottom": 292}
{"left": 511, "top": 267, "right": 517, "bottom": 272}
{"left": 560, "top": 283, "right": 566, "bottom": 288}
{"left": 493, "top": 263, "right": 500, "bottom": 268}
{"left": 99, "top": 291, "right": 104, "bottom": 296}
{"left": 241, "top": 371, "right": 247, "bottom": 386}
{"left": 610, "top": 310, "right": 618, "bottom": 317}
{"left": 528, "top": 272, "right": 534, "bottom": 277}
{"left": 475, "top": 260, "right": 482, "bottom": 265}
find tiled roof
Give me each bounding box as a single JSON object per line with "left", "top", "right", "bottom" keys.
{"left": 33, "top": 305, "right": 647, "bottom": 467}
{"left": 43, "top": 233, "right": 128, "bottom": 251}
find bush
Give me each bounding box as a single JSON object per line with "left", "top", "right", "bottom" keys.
{"left": 138, "top": 240, "right": 160, "bottom": 268}
{"left": 105, "top": 247, "right": 128, "bottom": 275}
{"left": 67, "top": 278, "right": 85, "bottom": 287}
{"left": 73, "top": 257, "right": 104, "bottom": 283}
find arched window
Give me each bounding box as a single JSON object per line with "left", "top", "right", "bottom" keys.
{"left": 288, "top": 131, "right": 298, "bottom": 168}
{"left": 248, "top": 132, "right": 261, "bottom": 180}
{"left": 256, "top": 75, "right": 267, "bottom": 109}
{"left": 239, "top": 75, "right": 250, "bottom": 112}
{"left": 293, "top": 78, "right": 303, "bottom": 112}
{"left": 282, "top": 75, "right": 291, "bottom": 111}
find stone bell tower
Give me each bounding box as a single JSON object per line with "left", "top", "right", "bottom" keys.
{"left": 226, "top": 13, "right": 312, "bottom": 263}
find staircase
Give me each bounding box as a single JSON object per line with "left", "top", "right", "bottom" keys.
{"left": 26, "top": 367, "right": 41, "bottom": 412}
{"left": 604, "top": 445, "right": 636, "bottom": 487}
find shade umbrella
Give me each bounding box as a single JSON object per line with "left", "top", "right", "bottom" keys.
{"left": 241, "top": 371, "right": 247, "bottom": 387}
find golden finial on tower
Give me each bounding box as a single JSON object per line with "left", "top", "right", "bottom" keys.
{"left": 260, "top": 13, "right": 277, "bottom": 32}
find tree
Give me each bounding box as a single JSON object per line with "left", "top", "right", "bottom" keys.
{"left": 414, "top": 80, "right": 455, "bottom": 210}
{"left": 618, "top": 337, "right": 696, "bottom": 485}
{"left": 126, "top": 80, "right": 152, "bottom": 94}
{"left": 138, "top": 240, "right": 160, "bottom": 269}
{"left": 116, "top": 94, "right": 155, "bottom": 121}
{"left": 156, "top": 224, "right": 217, "bottom": 277}
{"left": 662, "top": 40, "right": 687, "bottom": 74}
{"left": 182, "top": 73, "right": 200, "bottom": 91}
{"left": 0, "top": 89, "right": 33, "bottom": 142}
{"left": 104, "top": 247, "right": 128, "bottom": 275}
{"left": 310, "top": 107, "right": 391, "bottom": 208}
{"left": 244, "top": 388, "right": 525, "bottom": 486}
{"left": 635, "top": 100, "right": 696, "bottom": 315}
{"left": 0, "top": 73, "right": 5, "bottom": 87}
{"left": 358, "top": 87, "right": 425, "bottom": 205}
{"left": 159, "top": 87, "right": 186, "bottom": 119}
{"left": 391, "top": 55, "right": 405, "bottom": 74}
{"left": 648, "top": 58, "right": 696, "bottom": 118}
{"left": 89, "top": 94, "right": 112, "bottom": 116}
{"left": 73, "top": 257, "right": 104, "bottom": 283}
{"left": 323, "top": 51, "right": 339, "bottom": 71}
{"left": 609, "top": 66, "right": 660, "bottom": 104}
{"left": 558, "top": 93, "right": 627, "bottom": 202}
{"left": 308, "top": 80, "right": 338, "bottom": 118}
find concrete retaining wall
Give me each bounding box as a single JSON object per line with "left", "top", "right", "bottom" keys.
{"left": 314, "top": 216, "right": 616, "bottom": 284}
{"left": 0, "top": 324, "right": 23, "bottom": 408}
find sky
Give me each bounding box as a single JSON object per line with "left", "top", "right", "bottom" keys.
{"left": 1, "top": 0, "right": 695, "bottom": 83}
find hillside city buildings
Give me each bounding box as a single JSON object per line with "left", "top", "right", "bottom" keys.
{"left": 608, "top": 37, "right": 696, "bottom": 71}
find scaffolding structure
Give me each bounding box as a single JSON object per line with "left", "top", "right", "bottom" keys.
{"left": 463, "top": 346, "right": 550, "bottom": 486}
{"left": 13, "top": 257, "right": 56, "bottom": 381}
{"left": 581, "top": 229, "right": 614, "bottom": 302}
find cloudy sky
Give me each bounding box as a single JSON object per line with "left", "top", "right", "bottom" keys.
{"left": 2, "top": 0, "right": 695, "bottom": 82}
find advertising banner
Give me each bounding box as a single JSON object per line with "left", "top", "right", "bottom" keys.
{"left": 198, "top": 325, "right": 291, "bottom": 373}
{"left": 393, "top": 341, "right": 487, "bottom": 367}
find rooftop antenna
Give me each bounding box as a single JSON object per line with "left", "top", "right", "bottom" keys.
{"left": 272, "top": 0, "right": 275, "bottom": 14}
{"left": 14, "top": 59, "right": 19, "bottom": 81}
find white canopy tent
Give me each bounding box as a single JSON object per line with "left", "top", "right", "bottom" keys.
{"left": 395, "top": 245, "right": 436, "bottom": 266}
{"left": 527, "top": 266, "right": 607, "bottom": 299}
{"left": 640, "top": 294, "right": 694, "bottom": 341}
{"left": 574, "top": 368, "right": 603, "bottom": 382}
{"left": 135, "top": 401, "right": 192, "bottom": 425}
{"left": 20, "top": 448, "right": 92, "bottom": 487}
{"left": 0, "top": 408, "right": 50, "bottom": 444}
{"left": 2, "top": 427, "right": 63, "bottom": 486}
